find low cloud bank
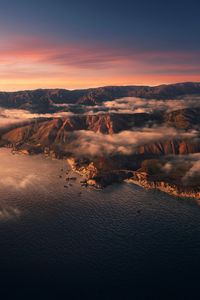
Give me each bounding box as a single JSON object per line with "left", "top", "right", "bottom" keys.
{"left": 0, "top": 205, "right": 21, "bottom": 221}
{"left": 184, "top": 159, "right": 200, "bottom": 181}
{"left": 0, "top": 108, "right": 74, "bottom": 128}
{"left": 0, "top": 174, "right": 39, "bottom": 190}
{"left": 101, "top": 96, "right": 200, "bottom": 114}
{"left": 1, "top": 95, "right": 200, "bottom": 129}
{"left": 162, "top": 154, "right": 200, "bottom": 184}
{"left": 69, "top": 127, "right": 197, "bottom": 156}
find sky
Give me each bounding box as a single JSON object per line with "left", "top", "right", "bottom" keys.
{"left": 0, "top": 0, "right": 200, "bottom": 91}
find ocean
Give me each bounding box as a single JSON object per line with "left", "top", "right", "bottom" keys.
{"left": 0, "top": 148, "right": 199, "bottom": 299}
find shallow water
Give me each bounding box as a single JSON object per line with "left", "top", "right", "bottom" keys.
{"left": 0, "top": 148, "right": 199, "bottom": 299}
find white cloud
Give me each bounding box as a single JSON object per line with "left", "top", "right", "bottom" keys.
{"left": 0, "top": 174, "right": 39, "bottom": 189}
{"left": 0, "top": 205, "right": 21, "bottom": 221}
{"left": 102, "top": 96, "right": 200, "bottom": 114}
{"left": 0, "top": 107, "right": 74, "bottom": 128}
{"left": 69, "top": 127, "right": 197, "bottom": 156}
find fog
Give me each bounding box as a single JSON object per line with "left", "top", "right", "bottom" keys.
{"left": 69, "top": 128, "right": 197, "bottom": 156}
{"left": 1, "top": 94, "right": 200, "bottom": 130}
{"left": 0, "top": 174, "right": 39, "bottom": 190}
{"left": 102, "top": 96, "right": 200, "bottom": 114}
{"left": 0, "top": 204, "right": 21, "bottom": 221}
{"left": 0, "top": 108, "right": 74, "bottom": 128}
{"left": 162, "top": 154, "right": 200, "bottom": 183}
{"left": 0, "top": 96, "right": 199, "bottom": 158}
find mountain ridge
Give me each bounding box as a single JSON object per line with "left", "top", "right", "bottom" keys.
{"left": 1, "top": 82, "right": 200, "bottom": 112}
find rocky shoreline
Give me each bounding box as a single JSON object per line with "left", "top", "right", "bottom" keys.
{"left": 1, "top": 146, "right": 199, "bottom": 200}
{"left": 125, "top": 172, "right": 200, "bottom": 200}
{"left": 67, "top": 157, "right": 200, "bottom": 199}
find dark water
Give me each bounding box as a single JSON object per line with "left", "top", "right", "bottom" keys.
{"left": 0, "top": 149, "right": 199, "bottom": 299}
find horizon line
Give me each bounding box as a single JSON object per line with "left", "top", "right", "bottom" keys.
{"left": 1, "top": 81, "right": 200, "bottom": 93}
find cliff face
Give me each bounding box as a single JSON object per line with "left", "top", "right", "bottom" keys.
{"left": 1, "top": 109, "right": 199, "bottom": 155}
{"left": 136, "top": 139, "right": 200, "bottom": 155}
{"left": 85, "top": 113, "right": 158, "bottom": 133}
{"left": 0, "top": 111, "right": 160, "bottom": 144}
{"left": 165, "top": 108, "right": 200, "bottom": 129}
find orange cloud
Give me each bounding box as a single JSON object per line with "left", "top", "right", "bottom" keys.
{"left": 0, "top": 36, "right": 200, "bottom": 91}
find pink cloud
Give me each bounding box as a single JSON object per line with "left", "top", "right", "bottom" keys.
{"left": 0, "top": 35, "right": 200, "bottom": 90}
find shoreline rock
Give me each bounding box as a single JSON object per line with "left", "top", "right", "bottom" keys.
{"left": 126, "top": 172, "right": 200, "bottom": 199}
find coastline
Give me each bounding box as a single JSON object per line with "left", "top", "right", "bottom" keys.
{"left": 67, "top": 157, "right": 200, "bottom": 200}
{"left": 1, "top": 146, "right": 200, "bottom": 200}
{"left": 125, "top": 177, "right": 200, "bottom": 200}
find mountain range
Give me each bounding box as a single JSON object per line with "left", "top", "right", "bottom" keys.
{"left": 0, "top": 82, "right": 199, "bottom": 198}
{"left": 0, "top": 82, "right": 200, "bottom": 112}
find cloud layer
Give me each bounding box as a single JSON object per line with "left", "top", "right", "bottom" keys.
{"left": 0, "top": 36, "right": 200, "bottom": 90}
{"left": 0, "top": 108, "right": 73, "bottom": 128}
{"left": 102, "top": 96, "right": 200, "bottom": 114}
{"left": 0, "top": 174, "right": 38, "bottom": 190}
{"left": 0, "top": 204, "right": 21, "bottom": 221}
{"left": 69, "top": 128, "right": 197, "bottom": 156}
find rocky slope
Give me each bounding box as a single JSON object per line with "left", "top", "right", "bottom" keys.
{"left": 165, "top": 108, "right": 200, "bottom": 129}
{"left": 0, "top": 112, "right": 160, "bottom": 145}
{"left": 1, "top": 110, "right": 199, "bottom": 155}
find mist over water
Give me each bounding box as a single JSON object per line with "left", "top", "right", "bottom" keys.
{"left": 0, "top": 148, "right": 200, "bottom": 299}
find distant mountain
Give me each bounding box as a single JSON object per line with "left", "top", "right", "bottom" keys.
{"left": 0, "top": 82, "right": 200, "bottom": 112}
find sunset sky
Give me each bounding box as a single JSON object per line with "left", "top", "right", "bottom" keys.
{"left": 0, "top": 0, "right": 200, "bottom": 91}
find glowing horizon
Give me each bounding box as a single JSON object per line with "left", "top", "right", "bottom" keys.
{"left": 2, "top": 77, "right": 200, "bottom": 92}
{"left": 0, "top": 35, "right": 199, "bottom": 91}
{"left": 0, "top": 0, "right": 199, "bottom": 91}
